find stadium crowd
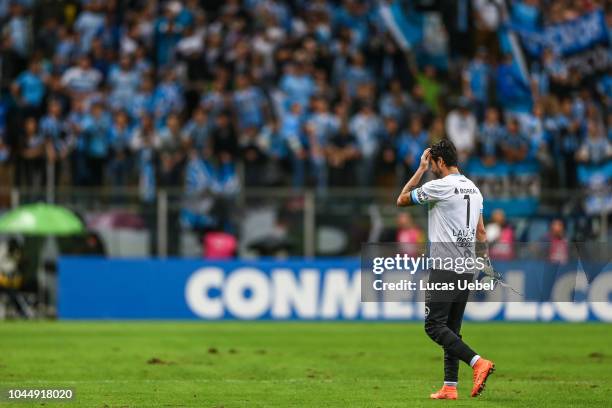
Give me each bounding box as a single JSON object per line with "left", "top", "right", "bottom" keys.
{"left": 0, "top": 0, "right": 610, "bottom": 214}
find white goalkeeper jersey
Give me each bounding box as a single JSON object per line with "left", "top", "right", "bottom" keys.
{"left": 411, "top": 173, "right": 483, "bottom": 262}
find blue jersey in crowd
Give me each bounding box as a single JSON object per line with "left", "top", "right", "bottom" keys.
{"left": 15, "top": 70, "right": 45, "bottom": 107}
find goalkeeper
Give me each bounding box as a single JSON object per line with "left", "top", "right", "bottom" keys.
{"left": 397, "top": 140, "right": 496, "bottom": 399}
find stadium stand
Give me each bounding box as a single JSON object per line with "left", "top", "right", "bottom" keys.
{"left": 0, "top": 0, "right": 610, "bottom": 256}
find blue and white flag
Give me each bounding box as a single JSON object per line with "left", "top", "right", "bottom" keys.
{"left": 499, "top": 1, "right": 531, "bottom": 89}
{"left": 378, "top": 0, "right": 423, "bottom": 51}
{"left": 510, "top": 8, "right": 611, "bottom": 81}
{"left": 500, "top": 27, "right": 531, "bottom": 89}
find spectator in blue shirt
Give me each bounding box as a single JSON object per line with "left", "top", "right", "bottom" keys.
{"left": 201, "top": 76, "right": 229, "bottom": 122}
{"left": 39, "top": 105, "right": 66, "bottom": 187}
{"left": 349, "top": 102, "right": 382, "bottom": 186}
{"left": 154, "top": 4, "right": 186, "bottom": 66}
{"left": 183, "top": 145, "right": 217, "bottom": 230}
{"left": 133, "top": 114, "right": 159, "bottom": 204}
{"left": 343, "top": 52, "right": 373, "bottom": 98}
{"left": 12, "top": 58, "right": 46, "bottom": 114}
{"left": 542, "top": 48, "right": 570, "bottom": 97}
{"left": 185, "top": 146, "right": 215, "bottom": 197}
{"left": 215, "top": 160, "right": 240, "bottom": 197}
{"left": 398, "top": 115, "right": 428, "bottom": 173}
{"left": 306, "top": 97, "right": 339, "bottom": 151}
{"left": 330, "top": 37, "right": 353, "bottom": 86}
{"left": 98, "top": 11, "right": 121, "bottom": 51}
{"left": 130, "top": 76, "right": 156, "bottom": 122}
{"left": 332, "top": 0, "right": 370, "bottom": 47}
{"left": 478, "top": 107, "right": 504, "bottom": 166}
{"left": 281, "top": 102, "right": 307, "bottom": 188}
{"left": 183, "top": 145, "right": 240, "bottom": 231}
{"left": 74, "top": 2, "right": 105, "bottom": 53}
{"left": 157, "top": 112, "right": 186, "bottom": 188}
{"left": 463, "top": 48, "right": 491, "bottom": 120}
{"left": 257, "top": 119, "right": 289, "bottom": 186}
{"left": 83, "top": 101, "right": 111, "bottom": 186}
{"left": 304, "top": 120, "right": 327, "bottom": 192}
{"left": 108, "top": 54, "right": 141, "bottom": 111}
{"left": 377, "top": 117, "right": 401, "bottom": 184}
{"left": 54, "top": 26, "right": 77, "bottom": 70}
{"left": 280, "top": 61, "right": 315, "bottom": 110}
{"left": 65, "top": 98, "right": 90, "bottom": 186}
{"left": 182, "top": 106, "right": 210, "bottom": 151}
{"left": 546, "top": 98, "right": 582, "bottom": 187}
{"left": 158, "top": 112, "right": 184, "bottom": 151}
{"left": 133, "top": 45, "right": 153, "bottom": 77}
{"left": 90, "top": 37, "right": 111, "bottom": 79}
{"left": 39, "top": 99, "right": 67, "bottom": 162}
{"left": 575, "top": 121, "right": 612, "bottom": 165}
{"left": 520, "top": 102, "right": 551, "bottom": 163}
{"left": 6, "top": 3, "right": 29, "bottom": 57}
{"left": 232, "top": 74, "right": 267, "bottom": 131}
{"left": 153, "top": 69, "right": 184, "bottom": 126}
{"left": 17, "top": 117, "right": 45, "bottom": 187}
{"left": 379, "top": 79, "right": 410, "bottom": 127}
{"left": 500, "top": 117, "right": 529, "bottom": 164}
{"left": 327, "top": 118, "right": 360, "bottom": 187}
{"left": 108, "top": 111, "right": 133, "bottom": 188}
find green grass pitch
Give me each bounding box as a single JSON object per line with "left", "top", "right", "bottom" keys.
{"left": 0, "top": 322, "right": 610, "bottom": 407}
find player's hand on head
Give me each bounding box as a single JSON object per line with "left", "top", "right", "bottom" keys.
{"left": 419, "top": 148, "right": 431, "bottom": 170}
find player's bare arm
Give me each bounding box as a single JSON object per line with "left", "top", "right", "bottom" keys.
{"left": 396, "top": 148, "right": 430, "bottom": 207}
{"left": 475, "top": 213, "right": 496, "bottom": 277}
{"left": 476, "top": 214, "right": 486, "bottom": 242}
{"left": 476, "top": 213, "right": 488, "bottom": 257}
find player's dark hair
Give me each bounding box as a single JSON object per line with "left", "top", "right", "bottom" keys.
{"left": 430, "top": 139, "right": 458, "bottom": 168}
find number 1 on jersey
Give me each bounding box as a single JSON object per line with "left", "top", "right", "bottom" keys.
{"left": 463, "top": 194, "right": 470, "bottom": 227}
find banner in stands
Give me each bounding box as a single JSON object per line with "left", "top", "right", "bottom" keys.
{"left": 58, "top": 258, "right": 612, "bottom": 321}
{"left": 466, "top": 160, "right": 540, "bottom": 217}
{"left": 514, "top": 9, "right": 610, "bottom": 79}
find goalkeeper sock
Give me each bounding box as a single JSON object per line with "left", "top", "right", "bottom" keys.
{"left": 444, "top": 382, "right": 457, "bottom": 387}
{"left": 469, "top": 355, "right": 481, "bottom": 367}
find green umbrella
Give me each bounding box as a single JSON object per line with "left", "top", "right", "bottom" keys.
{"left": 0, "top": 203, "right": 85, "bottom": 236}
